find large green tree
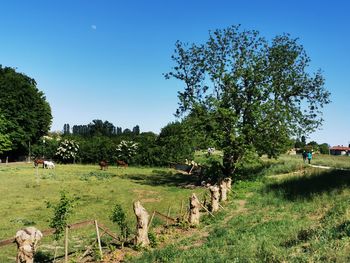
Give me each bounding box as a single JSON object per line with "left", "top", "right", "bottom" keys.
{"left": 0, "top": 66, "right": 52, "bottom": 156}
{"left": 166, "top": 25, "right": 330, "bottom": 178}
{"left": 0, "top": 114, "right": 12, "bottom": 154}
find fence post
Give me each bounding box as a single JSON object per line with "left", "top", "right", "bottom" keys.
{"left": 65, "top": 227, "right": 69, "bottom": 262}
{"left": 15, "top": 227, "right": 42, "bottom": 263}
{"left": 188, "top": 193, "right": 201, "bottom": 225}
{"left": 209, "top": 185, "right": 220, "bottom": 212}
{"left": 133, "top": 201, "right": 150, "bottom": 247}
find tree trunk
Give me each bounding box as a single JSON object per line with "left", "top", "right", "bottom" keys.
{"left": 222, "top": 152, "right": 235, "bottom": 177}
{"left": 15, "top": 227, "right": 43, "bottom": 263}
{"left": 188, "top": 193, "right": 201, "bottom": 225}
{"left": 209, "top": 186, "right": 220, "bottom": 212}
{"left": 133, "top": 201, "right": 150, "bottom": 247}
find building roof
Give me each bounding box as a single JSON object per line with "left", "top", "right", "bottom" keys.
{"left": 330, "top": 146, "right": 350, "bottom": 151}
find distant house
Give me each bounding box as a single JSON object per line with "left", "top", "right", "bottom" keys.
{"left": 329, "top": 146, "right": 350, "bottom": 156}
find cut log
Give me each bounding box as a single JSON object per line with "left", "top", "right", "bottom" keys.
{"left": 188, "top": 193, "right": 201, "bottom": 225}
{"left": 15, "top": 227, "right": 43, "bottom": 263}
{"left": 209, "top": 186, "right": 220, "bottom": 212}
{"left": 133, "top": 201, "right": 150, "bottom": 247}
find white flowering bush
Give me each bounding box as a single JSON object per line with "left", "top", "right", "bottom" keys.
{"left": 115, "top": 140, "right": 138, "bottom": 164}
{"left": 56, "top": 139, "right": 79, "bottom": 163}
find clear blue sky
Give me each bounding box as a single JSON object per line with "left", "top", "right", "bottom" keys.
{"left": 1, "top": 0, "right": 349, "bottom": 146}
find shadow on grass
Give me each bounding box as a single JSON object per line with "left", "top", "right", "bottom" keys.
{"left": 121, "top": 169, "right": 199, "bottom": 187}
{"left": 265, "top": 169, "right": 350, "bottom": 201}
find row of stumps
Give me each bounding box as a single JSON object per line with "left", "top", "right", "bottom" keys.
{"left": 12, "top": 177, "right": 232, "bottom": 262}
{"left": 189, "top": 177, "right": 232, "bottom": 225}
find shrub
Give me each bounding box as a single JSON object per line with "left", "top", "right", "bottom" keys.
{"left": 110, "top": 203, "right": 130, "bottom": 248}
{"left": 55, "top": 139, "right": 79, "bottom": 163}
{"left": 115, "top": 140, "right": 138, "bottom": 164}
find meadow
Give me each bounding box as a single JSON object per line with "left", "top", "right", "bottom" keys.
{"left": 132, "top": 154, "right": 350, "bottom": 262}
{"left": 1, "top": 154, "right": 350, "bottom": 262}
{"left": 0, "top": 163, "right": 205, "bottom": 261}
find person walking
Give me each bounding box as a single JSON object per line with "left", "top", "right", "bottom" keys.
{"left": 307, "top": 151, "right": 312, "bottom": 164}
{"left": 302, "top": 150, "right": 307, "bottom": 163}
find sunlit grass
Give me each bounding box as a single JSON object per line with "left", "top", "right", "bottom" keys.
{"left": 0, "top": 163, "right": 205, "bottom": 261}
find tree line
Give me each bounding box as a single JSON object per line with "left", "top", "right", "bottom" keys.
{"left": 64, "top": 120, "right": 140, "bottom": 137}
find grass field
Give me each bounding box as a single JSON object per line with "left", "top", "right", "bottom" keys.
{"left": 131, "top": 154, "right": 350, "bottom": 262}
{"left": 0, "top": 163, "right": 205, "bottom": 262}
{"left": 1, "top": 154, "right": 350, "bottom": 262}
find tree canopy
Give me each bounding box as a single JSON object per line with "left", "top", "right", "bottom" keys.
{"left": 0, "top": 66, "right": 52, "bottom": 157}
{"left": 166, "top": 25, "right": 331, "bottom": 177}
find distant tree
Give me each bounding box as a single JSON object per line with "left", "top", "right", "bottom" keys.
{"left": 0, "top": 66, "right": 52, "bottom": 156}
{"left": 116, "top": 127, "right": 123, "bottom": 135}
{"left": 166, "top": 25, "right": 330, "bottom": 178}
{"left": 78, "top": 136, "right": 116, "bottom": 163}
{"left": 0, "top": 114, "right": 12, "bottom": 154}
{"left": 156, "top": 122, "right": 194, "bottom": 163}
{"left": 72, "top": 124, "right": 90, "bottom": 136}
{"left": 63, "top": 124, "right": 70, "bottom": 135}
{"left": 123, "top": 128, "right": 132, "bottom": 135}
{"left": 132, "top": 125, "right": 140, "bottom": 135}
{"left": 86, "top": 119, "right": 116, "bottom": 137}
{"left": 319, "top": 143, "right": 330, "bottom": 154}
{"left": 134, "top": 132, "right": 160, "bottom": 166}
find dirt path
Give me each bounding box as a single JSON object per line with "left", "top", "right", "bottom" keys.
{"left": 310, "top": 164, "right": 350, "bottom": 171}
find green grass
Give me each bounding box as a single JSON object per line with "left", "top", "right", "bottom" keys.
{"left": 130, "top": 155, "right": 350, "bottom": 263}
{"left": 2, "top": 153, "right": 350, "bottom": 262}
{"left": 310, "top": 154, "right": 350, "bottom": 169}
{"left": 0, "top": 163, "right": 205, "bottom": 261}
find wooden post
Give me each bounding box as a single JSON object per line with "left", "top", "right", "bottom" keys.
{"left": 35, "top": 166, "right": 39, "bottom": 185}
{"left": 15, "top": 227, "right": 43, "bottom": 263}
{"left": 188, "top": 193, "right": 201, "bottom": 225}
{"left": 209, "top": 186, "right": 220, "bottom": 212}
{"left": 133, "top": 201, "right": 150, "bottom": 247}
{"left": 94, "top": 220, "right": 103, "bottom": 258}
{"left": 219, "top": 180, "right": 228, "bottom": 202}
{"left": 65, "top": 227, "right": 68, "bottom": 263}
{"left": 180, "top": 200, "right": 184, "bottom": 216}
{"left": 166, "top": 206, "right": 171, "bottom": 226}
{"left": 148, "top": 211, "right": 156, "bottom": 228}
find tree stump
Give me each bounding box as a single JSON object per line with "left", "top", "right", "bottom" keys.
{"left": 224, "top": 177, "right": 232, "bottom": 191}
{"left": 219, "top": 180, "right": 228, "bottom": 202}
{"left": 133, "top": 201, "right": 150, "bottom": 247}
{"left": 188, "top": 193, "right": 201, "bottom": 225}
{"left": 15, "top": 227, "right": 43, "bottom": 263}
{"left": 209, "top": 186, "right": 220, "bottom": 212}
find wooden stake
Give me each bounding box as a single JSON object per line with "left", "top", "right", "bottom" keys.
{"left": 35, "top": 166, "right": 39, "bottom": 185}
{"left": 218, "top": 203, "right": 225, "bottom": 210}
{"left": 199, "top": 202, "right": 215, "bottom": 218}
{"left": 148, "top": 211, "right": 156, "bottom": 228}
{"left": 95, "top": 220, "right": 103, "bottom": 258}
{"left": 65, "top": 226, "right": 69, "bottom": 263}
{"left": 166, "top": 206, "right": 171, "bottom": 226}
{"left": 180, "top": 200, "right": 184, "bottom": 216}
